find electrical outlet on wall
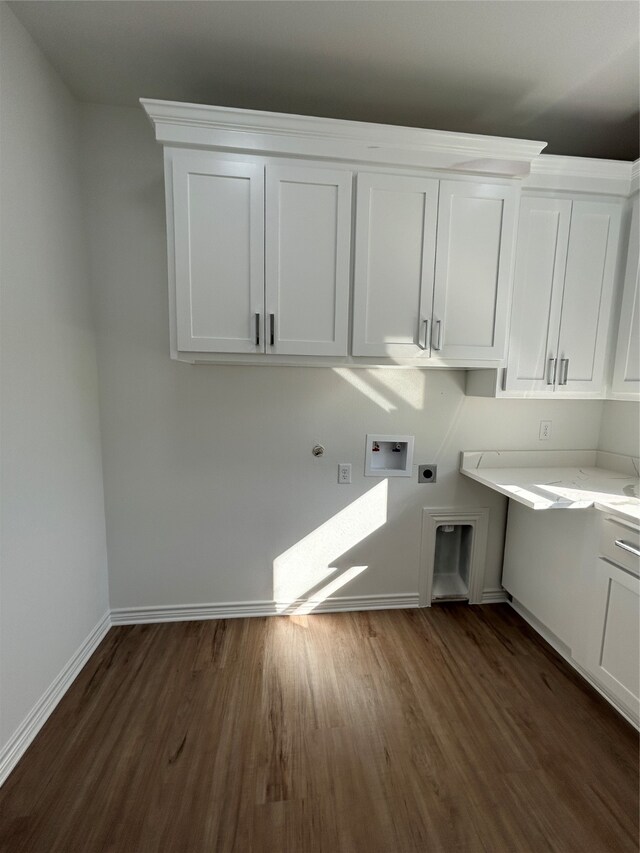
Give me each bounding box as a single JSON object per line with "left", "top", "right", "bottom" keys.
{"left": 539, "top": 420, "right": 552, "bottom": 440}
{"left": 338, "top": 463, "right": 352, "bottom": 484}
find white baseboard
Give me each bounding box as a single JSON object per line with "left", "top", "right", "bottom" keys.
{"left": 0, "top": 611, "right": 111, "bottom": 787}
{"left": 111, "top": 593, "right": 419, "bottom": 624}
{"left": 279, "top": 593, "right": 419, "bottom": 616}
{"left": 481, "top": 588, "right": 508, "bottom": 604}
{"left": 110, "top": 600, "right": 276, "bottom": 624}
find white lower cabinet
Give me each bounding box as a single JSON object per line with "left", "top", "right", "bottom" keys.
{"left": 503, "top": 503, "right": 639, "bottom": 724}
{"left": 578, "top": 557, "right": 639, "bottom": 720}
{"left": 502, "top": 502, "right": 592, "bottom": 651}
{"left": 573, "top": 514, "right": 640, "bottom": 722}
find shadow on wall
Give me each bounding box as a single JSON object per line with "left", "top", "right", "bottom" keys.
{"left": 273, "top": 480, "right": 388, "bottom": 615}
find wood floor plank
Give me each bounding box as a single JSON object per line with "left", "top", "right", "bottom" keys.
{"left": 0, "top": 605, "right": 637, "bottom": 852}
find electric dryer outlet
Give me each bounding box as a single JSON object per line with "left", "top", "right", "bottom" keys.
{"left": 418, "top": 464, "right": 438, "bottom": 483}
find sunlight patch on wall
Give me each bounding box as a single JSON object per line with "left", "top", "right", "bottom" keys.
{"left": 273, "top": 480, "right": 388, "bottom": 611}
{"left": 333, "top": 367, "right": 396, "bottom": 412}
{"left": 368, "top": 368, "right": 426, "bottom": 411}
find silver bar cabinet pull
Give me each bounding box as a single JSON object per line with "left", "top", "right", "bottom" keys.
{"left": 546, "top": 357, "right": 556, "bottom": 386}
{"left": 432, "top": 319, "right": 442, "bottom": 351}
{"left": 269, "top": 313, "right": 275, "bottom": 347}
{"left": 418, "top": 318, "right": 430, "bottom": 350}
{"left": 615, "top": 539, "right": 640, "bottom": 558}
{"left": 558, "top": 358, "right": 569, "bottom": 385}
{"left": 255, "top": 313, "right": 260, "bottom": 347}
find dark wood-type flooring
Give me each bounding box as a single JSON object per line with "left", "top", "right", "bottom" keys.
{"left": 1, "top": 604, "right": 638, "bottom": 852}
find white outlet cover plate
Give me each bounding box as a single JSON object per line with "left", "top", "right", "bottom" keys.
{"left": 539, "top": 420, "right": 552, "bottom": 440}
{"left": 338, "top": 463, "right": 352, "bottom": 484}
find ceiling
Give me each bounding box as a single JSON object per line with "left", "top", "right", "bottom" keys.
{"left": 9, "top": 0, "right": 640, "bottom": 160}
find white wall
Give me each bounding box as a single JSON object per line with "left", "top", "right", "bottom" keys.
{"left": 0, "top": 5, "right": 109, "bottom": 752}
{"left": 81, "top": 104, "right": 605, "bottom": 612}
{"left": 599, "top": 401, "right": 640, "bottom": 458}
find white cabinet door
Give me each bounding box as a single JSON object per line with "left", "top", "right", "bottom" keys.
{"left": 582, "top": 558, "right": 639, "bottom": 720}
{"left": 432, "top": 181, "right": 518, "bottom": 360}
{"left": 611, "top": 195, "right": 640, "bottom": 398}
{"left": 352, "top": 173, "right": 438, "bottom": 357}
{"left": 556, "top": 200, "right": 623, "bottom": 393}
{"left": 502, "top": 502, "right": 593, "bottom": 651}
{"left": 505, "top": 198, "right": 571, "bottom": 392}
{"left": 171, "top": 151, "right": 264, "bottom": 353}
{"left": 265, "top": 164, "right": 352, "bottom": 356}
{"left": 503, "top": 196, "right": 623, "bottom": 396}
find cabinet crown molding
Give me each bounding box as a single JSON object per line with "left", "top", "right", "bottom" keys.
{"left": 631, "top": 159, "right": 639, "bottom": 195}
{"left": 140, "top": 98, "right": 547, "bottom": 178}
{"left": 525, "top": 154, "right": 636, "bottom": 196}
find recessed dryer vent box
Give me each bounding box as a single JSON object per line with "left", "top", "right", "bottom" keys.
{"left": 365, "top": 434, "right": 414, "bottom": 477}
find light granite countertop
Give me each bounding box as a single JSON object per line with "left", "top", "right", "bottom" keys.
{"left": 460, "top": 449, "right": 640, "bottom": 524}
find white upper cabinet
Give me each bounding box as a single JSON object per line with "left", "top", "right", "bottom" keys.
{"left": 506, "top": 198, "right": 571, "bottom": 392}
{"left": 504, "top": 196, "right": 623, "bottom": 395}
{"left": 170, "top": 152, "right": 352, "bottom": 357}
{"left": 172, "top": 151, "right": 264, "bottom": 353}
{"left": 148, "top": 100, "right": 634, "bottom": 372}
{"left": 432, "top": 181, "right": 518, "bottom": 360}
{"left": 611, "top": 194, "right": 639, "bottom": 398}
{"left": 352, "top": 173, "right": 438, "bottom": 357}
{"left": 558, "top": 201, "right": 623, "bottom": 392}
{"left": 352, "top": 176, "right": 517, "bottom": 361}
{"left": 265, "top": 164, "right": 352, "bottom": 356}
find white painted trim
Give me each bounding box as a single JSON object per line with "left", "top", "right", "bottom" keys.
{"left": 530, "top": 154, "right": 632, "bottom": 182}
{"left": 419, "top": 506, "right": 490, "bottom": 606}
{"left": 111, "top": 594, "right": 419, "bottom": 624}
{"left": 0, "top": 612, "right": 112, "bottom": 787}
{"left": 111, "top": 600, "right": 276, "bottom": 624}
{"left": 481, "top": 588, "right": 508, "bottom": 604}
{"left": 631, "top": 160, "right": 639, "bottom": 195}
{"left": 141, "top": 98, "right": 546, "bottom": 178}
{"left": 525, "top": 154, "right": 633, "bottom": 195}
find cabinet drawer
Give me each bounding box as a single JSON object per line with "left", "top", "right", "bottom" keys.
{"left": 599, "top": 515, "right": 640, "bottom": 577}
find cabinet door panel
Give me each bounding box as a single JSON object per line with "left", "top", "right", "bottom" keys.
{"left": 172, "top": 152, "right": 264, "bottom": 353}
{"left": 584, "top": 558, "right": 639, "bottom": 720}
{"left": 502, "top": 501, "right": 590, "bottom": 651}
{"left": 557, "top": 200, "right": 622, "bottom": 392}
{"left": 505, "top": 198, "right": 571, "bottom": 392}
{"left": 433, "top": 181, "right": 518, "bottom": 360}
{"left": 265, "top": 164, "right": 352, "bottom": 356}
{"left": 612, "top": 196, "right": 640, "bottom": 397}
{"left": 352, "top": 173, "right": 438, "bottom": 357}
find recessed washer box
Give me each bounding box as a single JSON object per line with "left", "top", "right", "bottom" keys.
{"left": 365, "top": 434, "right": 414, "bottom": 477}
